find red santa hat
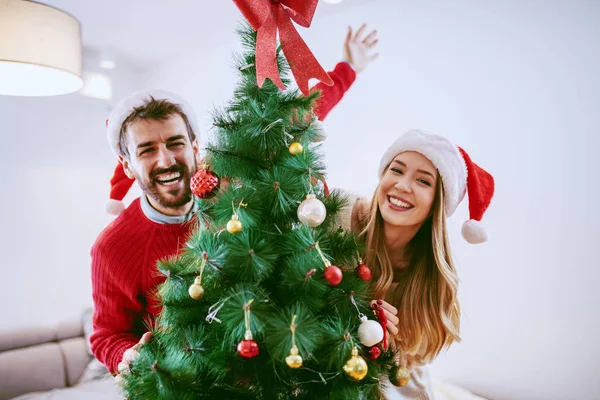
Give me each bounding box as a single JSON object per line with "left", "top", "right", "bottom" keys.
{"left": 378, "top": 129, "right": 495, "bottom": 244}
{"left": 104, "top": 90, "right": 200, "bottom": 215}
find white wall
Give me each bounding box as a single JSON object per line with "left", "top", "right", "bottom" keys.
{"left": 0, "top": 67, "right": 143, "bottom": 329}
{"left": 138, "top": 1, "right": 600, "bottom": 399}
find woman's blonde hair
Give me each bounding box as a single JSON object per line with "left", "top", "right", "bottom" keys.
{"left": 359, "top": 176, "right": 461, "bottom": 364}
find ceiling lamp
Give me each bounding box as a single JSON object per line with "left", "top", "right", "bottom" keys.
{"left": 0, "top": 0, "right": 83, "bottom": 96}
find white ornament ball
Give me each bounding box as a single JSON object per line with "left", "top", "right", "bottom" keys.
{"left": 357, "top": 316, "right": 384, "bottom": 347}
{"left": 297, "top": 194, "right": 326, "bottom": 227}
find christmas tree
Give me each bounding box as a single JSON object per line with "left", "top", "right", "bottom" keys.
{"left": 121, "top": 24, "right": 394, "bottom": 400}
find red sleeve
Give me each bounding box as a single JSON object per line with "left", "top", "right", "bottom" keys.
{"left": 89, "top": 238, "right": 144, "bottom": 374}
{"left": 312, "top": 62, "right": 357, "bottom": 121}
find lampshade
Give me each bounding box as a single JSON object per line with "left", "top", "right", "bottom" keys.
{"left": 0, "top": 0, "right": 83, "bottom": 96}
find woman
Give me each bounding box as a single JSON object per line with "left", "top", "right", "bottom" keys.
{"left": 340, "top": 129, "right": 494, "bottom": 399}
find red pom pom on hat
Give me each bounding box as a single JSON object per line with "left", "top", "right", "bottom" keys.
{"left": 106, "top": 162, "right": 135, "bottom": 215}
{"left": 457, "top": 147, "right": 495, "bottom": 244}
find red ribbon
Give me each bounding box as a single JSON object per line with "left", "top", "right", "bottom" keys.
{"left": 233, "top": 0, "right": 333, "bottom": 96}
{"left": 373, "top": 300, "right": 388, "bottom": 350}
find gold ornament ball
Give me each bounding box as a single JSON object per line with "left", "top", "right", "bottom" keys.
{"left": 286, "top": 345, "right": 303, "bottom": 368}
{"left": 390, "top": 365, "right": 411, "bottom": 387}
{"left": 188, "top": 283, "right": 205, "bottom": 300}
{"left": 285, "top": 354, "right": 303, "bottom": 368}
{"left": 343, "top": 347, "right": 368, "bottom": 381}
{"left": 227, "top": 214, "right": 243, "bottom": 234}
{"left": 289, "top": 142, "right": 303, "bottom": 155}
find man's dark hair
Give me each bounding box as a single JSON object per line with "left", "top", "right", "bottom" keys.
{"left": 119, "top": 97, "right": 196, "bottom": 158}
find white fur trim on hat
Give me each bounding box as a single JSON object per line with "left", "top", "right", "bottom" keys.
{"left": 106, "top": 90, "right": 200, "bottom": 157}
{"left": 378, "top": 129, "right": 467, "bottom": 217}
{"left": 461, "top": 219, "right": 488, "bottom": 244}
{"left": 105, "top": 199, "right": 126, "bottom": 216}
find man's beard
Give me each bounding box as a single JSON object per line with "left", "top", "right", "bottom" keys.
{"left": 137, "top": 163, "right": 196, "bottom": 210}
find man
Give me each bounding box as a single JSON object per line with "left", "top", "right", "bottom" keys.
{"left": 90, "top": 24, "right": 380, "bottom": 378}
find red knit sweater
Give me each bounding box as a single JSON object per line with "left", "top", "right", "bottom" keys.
{"left": 90, "top": 199, "right": 195, "bottom": 373}
{"left": 90, "top": 62, "right": 356, "bottom": 374}
{"left": 312, "top": 62, "right": 356, "bottom": 120}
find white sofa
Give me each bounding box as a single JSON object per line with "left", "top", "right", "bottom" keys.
{"left": 0, "top": 310, "right": 121, "bottom": 400}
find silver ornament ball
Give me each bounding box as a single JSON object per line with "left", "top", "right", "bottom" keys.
{"left": 297, "top": 194, "right": 327, "bottom": 227}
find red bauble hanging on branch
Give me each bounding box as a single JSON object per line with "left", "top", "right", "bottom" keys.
{"left": 190, "top": 164, "right": 220, "bottom": 199}
{"left": 237, "top": 339, "right": 259, "bottom": 359}
{"left": 324, "top": 264, "right": 343, "bottom": 286}
{"left": 237, "top": 299, "right": 260, "bottom": 359}
{"left": 368, "top": 345, "right": 381, "bottom": 360}
{"left": 357, "top": 263, "right": 372, "bottom": 281}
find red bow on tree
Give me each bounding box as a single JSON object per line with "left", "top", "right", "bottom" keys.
{"left": 232, "top": 0, "right": 333, "bottom": 96}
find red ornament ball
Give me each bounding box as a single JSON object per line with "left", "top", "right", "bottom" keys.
{"left": 237, "top": 340, "right": 259, "bottom": 358}
{"left": 324, "top": 265, "right": 343, "bottom": 286}
{"left": 357, "top": 264, "right": 372, "bottom": 281}
{"left": 368, "top": 346, "right": 381, "bottom": 360}
{"left": 190, "top": 168, "right": 220, "bottom": 198}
